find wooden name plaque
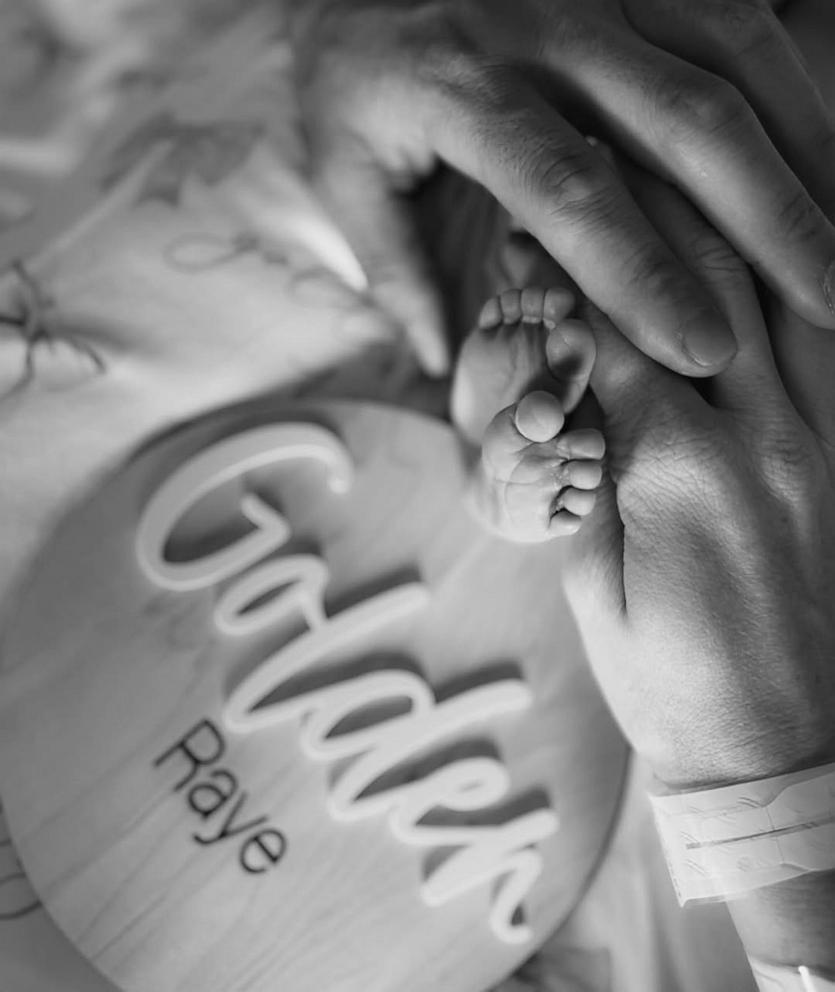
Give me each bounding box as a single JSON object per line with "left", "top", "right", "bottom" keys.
{"left": 0, "top": 400, "right": 626, "bottom": 992}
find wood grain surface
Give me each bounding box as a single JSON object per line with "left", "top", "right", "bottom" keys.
{"left": 0, "top": 802, "right": 118, "bottom": 992}
{"left": 0, "top": 399, "right": 626, "bottom": 992}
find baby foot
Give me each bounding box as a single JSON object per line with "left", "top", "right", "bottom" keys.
{"left": 451, "top": 286, "right": 575, "bottom": 447}
{"left": 469, "top": 297, "right": 603, "bottom": 542}
{"left": 474, "top": 387, "right": 605, "bottom": 542}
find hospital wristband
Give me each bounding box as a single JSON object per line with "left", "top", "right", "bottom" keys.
{"left": 648, "top": 760, "right": 835, "bottom": 905}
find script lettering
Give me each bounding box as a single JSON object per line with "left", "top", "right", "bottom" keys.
{"left": 136, "top": 424, "right": 352, "bottom": 591}
{"left": 214, "top": 555, "right": 329, "bottom": 636}
{"left": 142, "top": 420, "right": 558, "bottom": 943}
{"left": 154, "top": 718, "right": 225, "bottom": 791}
{"left": 154, "top": 719, "right": 286, "bottom": 873}
{"left": 193, "top": 791, "right": 267, "bottom": 847}
{"left": 239, "top": 830, "right": 286, "bottom": 875}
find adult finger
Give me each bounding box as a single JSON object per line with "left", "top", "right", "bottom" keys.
{"left": 562, "top": 313, "right": 703, "bottom": 629}
{"left": 765, "top": 298, "right": 835, "bottom": 442}
{"left": 542, "top": 30, "right": 835, "bottom": 330}
{"left": 624, "top": 0, "right": 835, "bottom": 218}
{"left": 429, "top": 71, "right": 737, "bottom": 376}
{"left": 584, "top": 302, "right": 704, "bottom": 466}
{"left": 311, "top": 140, "right": 450, "bottom": 376}
{"left": 618, "top": 159, "right": 785, "bottom": 415}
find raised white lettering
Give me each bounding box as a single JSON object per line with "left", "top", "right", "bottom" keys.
{"left": 214, "top": 554, "right": 329, "bottom": 637}
{"left": 136, "top": 424, "right": 351, "bottom": 590}
{"left": 224, "top": 584, "right": 430, "bottom": 732}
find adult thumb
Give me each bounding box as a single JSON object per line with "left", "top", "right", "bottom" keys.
{"left": 311, "top": 144, "right": 450, "bottom": 376}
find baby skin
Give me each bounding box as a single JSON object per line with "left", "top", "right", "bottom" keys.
{"left": 451, "top": 286, "right": 604, "bottom": 543}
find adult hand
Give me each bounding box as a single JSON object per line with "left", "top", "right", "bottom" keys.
{"left": 562, "top": 167, "right": 835, "bottom": 791}
{"left": 288, "top": 0, "right": 835, "bottom": 377}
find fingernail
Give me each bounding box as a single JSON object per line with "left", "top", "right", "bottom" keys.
{"left": 682, "top": 314, "right": 737, "bottom": 370}
{"left": 825, "top": 260, "right": 835, "bottom": 316}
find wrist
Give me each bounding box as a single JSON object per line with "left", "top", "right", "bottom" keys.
{"left": 730, "top": 871, "right": 835, "bottom": 976}
{"left": 650, "top": 732, "right": 835, "bottom": 793}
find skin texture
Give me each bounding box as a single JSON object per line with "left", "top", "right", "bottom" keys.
{"left": 557, "top": 151, "right": 835, "bottom": 979}
{"left": 290, "top": 0, "right": 835, "bottom": 971}
{"left": 561, "top": 164, "right": 835, "bottom": 791}
{"left": 288, "top": 0, "right": 835, "bottom": 377}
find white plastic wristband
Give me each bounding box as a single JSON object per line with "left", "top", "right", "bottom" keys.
{"left": 749, "top": 957, "right": 835, "bottom": 991}
{"left": 648, "top": 760, "right": 835, "bottom": 905}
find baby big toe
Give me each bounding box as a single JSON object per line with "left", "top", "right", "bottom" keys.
{"left": 514, "top": 391, "right": 565, "bottom": 443}
{"left": 556, "top": 486, "right": 597, "bottom": 517}
{"left": 476, "top": 295, "right": 503, "bottom": 331}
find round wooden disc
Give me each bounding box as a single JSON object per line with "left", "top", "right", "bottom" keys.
{"left": 0, "top": 399, "right": 626, "bottom": 992}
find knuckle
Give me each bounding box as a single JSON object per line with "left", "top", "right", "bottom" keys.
{"left": 758, "top": 429, "right": 818, "bottom": 498}
{"left": 418, "top": 38, "right": 483, "bottom": 93}
{"left": 622, "top": 245, "right": 685, "bottom": 301}
{"left": 533, "top": 148, "right": 617, "bottom": 225}
{"left": 711, "top": 0, "right": 775, "bottom": 51}
{"left": 685, "top": 228, "right": 749, "bottom": 285}
{"left": 774, "top": 188, "right": 824, "bottom": 245}
{"left": 410, "top": 8, "right": 487, "bottom": 93}
{"left": 657, "top": 75, "right": 752, "bottom": 143}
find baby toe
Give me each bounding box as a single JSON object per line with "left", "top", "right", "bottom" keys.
{"left": 477, "top": 295, "right": 503, "bottom": 330}
{"left": 498, "top": 289, "right": 523, "bottom": 324}
{"left": 557, "top": 428, "right": 606, "bottom": 462}
{"left": 520, "top": 286, "right": 546, "bottom": 323}
{"left": 566, "top": 459, "right": 604, "bottom": 491}
{"left": 547, "top": 510, "right": 584, "bottom": 537}
{"left": 514, "top": 391, "right": 565, "bottom": 443}
{"left": 543, "top": 287, "right": 575, "bottom": 328}
{"left": 556, "top": 486, "right": 597, "bottom": 517}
